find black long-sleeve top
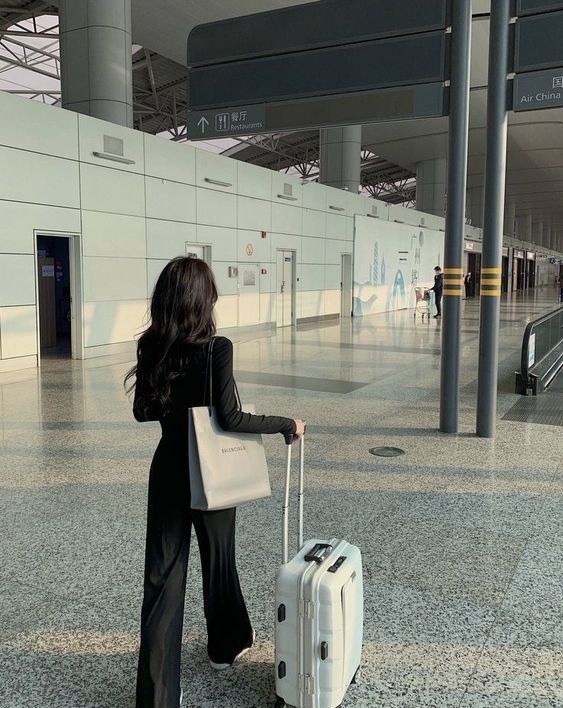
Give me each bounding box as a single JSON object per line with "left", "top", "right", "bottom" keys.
{"left": 133, "top": 336, "right": 296, "bottom": 440}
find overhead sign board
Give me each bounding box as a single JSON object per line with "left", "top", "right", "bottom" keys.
{"left": 517, "top": 0, "right": 563, "bottom": 16}
{"left": 513, "top": 67, "right": 563, "bottom": 111}
{"left": 186, "top": 0, "right": 451, "bottom": 139}
{"left": 189, "top": 32, "right": 448, "bottom": 112}
{"left": 515, "top": 9, "right": 563, "bottom": 72}
{"left": 187, "top": 84, "right": 446, "bottom": 140}
{"left": 188, "top": 0, "right": 450, "bottom": 67}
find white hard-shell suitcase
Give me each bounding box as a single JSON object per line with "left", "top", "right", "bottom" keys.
{"left": 274, "top": 437, "right": 363, "bottom": 708}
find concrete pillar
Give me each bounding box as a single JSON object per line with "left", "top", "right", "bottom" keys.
{"left": 59, "top": 0, "right": 133, "bottom": 127}
{"left": 416, "top": 158, "right": 447, "bottom": 217}
{"left": 465, "top": 185, "right": 484, "bottom": 227}
{"left": 319, "top": 125, "right": 362, "bottom": 193}
{"left": 504, "top": 200, "right": 516, "bottom": 236}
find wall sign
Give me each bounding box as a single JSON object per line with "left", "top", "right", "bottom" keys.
{"left": 42, "top": 265, "right": 55, "bottom": 277}
{"left": 246, "top": 243, "right": 254, "bottom": 256}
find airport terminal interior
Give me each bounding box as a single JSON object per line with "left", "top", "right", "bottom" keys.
{"left": 0, "top": 1, "right": 562, "bottom": 707}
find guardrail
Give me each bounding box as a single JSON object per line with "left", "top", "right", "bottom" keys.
{"left": 515, "top": 306, "right": 563, "bottom": 395}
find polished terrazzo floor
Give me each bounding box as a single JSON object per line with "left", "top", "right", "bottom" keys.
{"left": 1, "top": 288, "right": 562, "bottom": 708}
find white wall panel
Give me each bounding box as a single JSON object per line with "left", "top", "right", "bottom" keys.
{"left": 0, "top": 202, "right": 80, "bottom": 254}
{"left": 0, "top": 147, "right": 80, "bottom": 208}
{"left": 82, "top": 211, "right": 146, "bottom": 258}
{"left": 0, "top": 305, "right": 37, "bottom": 358}
{"left": 301, "top": 236, "right": 325, "bottom": 265}
{"left": 326, "top": 213, "right": 349, "bottom": 240}
{"left": 84, "top": 257, "right": 147, "bottom": 302}
{"left": 83, "top": 300, "right": 148, "bottom": 347}
{"left": 146, "top": 219, "right": 197, "bottom": 259}
{"left": 215, "top": 295, "right": 238, "bottom": 329}
{"left": 144, "top": 134, "right": 196, "bottom": 184}
{"left": 197, "top": 189, "right": 237, "bottom": 228}
{"left": 0, "top": 92, "right": 78, "bottom": 160}
{"left": 0, "top": 254, "right": 35, "bottom": 306}
{"left": 78, "top": 114, "right": 144, "bottom": 174}
{"left": 259, "top": 293, "right": 274, "bottom": 323}
{"left": 197, "top": 225, "right": 237, "bottom": 262}
{"left": 258, "top": 263, "right": 274, "bottom": 294}
{"left": 323, "top": 290, "right": 341, "bottom": 315}
{"left": 299, "top": 264, "right": 325, "bottom": 291}
{"left": 272, "top": 173, "right": 303, "bottom": 207}
{"left": 297, "top": 291, "right": 324, "bottom": 319}
{"left": 325, "top": 239, "right": 351, "bottom": 265}
{"left": 325, "top": 265, "right": 341, "bottom": 289}
{"left": 213, "top": 262, "right": 239, "bottom": 296}
{"left": 238, "top": 161, "right": 271, "bottom": 201}
{"left": 302, "top": 182, "right": 326, "bottom": 211}
{"left": 303, "top": 209, "right": 326, "bottom": 239}
{"left": 81, "top": 163, "right": 144, "bottom": 216}
{"left": 196, "top": 149, "right": 238, "bottom": 193}
{"left": 237, "top": 196, "right": 271, "bottom": 232}
{"left": 145, "top": 177, "right": 196, "bottom": 222}
{"left": 325, "top": 186, "right": 350, "bottom": 215}
{"left": 271, "top": 233, "right": 301, "bottom": 254}
{"left": 237, "top": 229, "right": 271, "bottom": 263}
{"left": 272, "top": 203, "right": 302, "bottom": 236}
{"left": 147, "top": 259, "right": 169, "bottom": 295}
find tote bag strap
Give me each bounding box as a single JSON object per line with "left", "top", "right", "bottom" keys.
{"left": 204, "top": 336, "right": 242, "bottom": 411}
{"left": 204, "top": 337, "right": 216, "bottom": 409}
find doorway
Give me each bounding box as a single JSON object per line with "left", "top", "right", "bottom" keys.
{"left": 276, "top": 250, "right": 295, "bottom": 328}
{"left": 36, "top": 234, "right": 80, "bottom": 359}
{"left": 467, "top": 252, "right": 481, "bottom": 297}
{"left": 341, "top": 253, "right": 352, "bottom": 318}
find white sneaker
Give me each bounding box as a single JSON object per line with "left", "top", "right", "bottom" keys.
{"left": 209, "top": 630, "right": 256, "bottom": 671}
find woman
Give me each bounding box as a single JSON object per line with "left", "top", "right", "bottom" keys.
{"left": 125, "top": 257, "right": 305, "bottom": 708}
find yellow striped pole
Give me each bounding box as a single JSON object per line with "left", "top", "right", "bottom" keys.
{"left": 477, "top": 0, "right": 510, "bottom": 438}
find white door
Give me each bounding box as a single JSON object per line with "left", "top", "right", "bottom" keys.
{"left": 276, "top": 251, "right": 294, "bottom": 327}
{"left": 238, "top": 264, "right": 260, "bottom": 326}
{"left": 341, "top": 253, "right": 352, "bottom": 317}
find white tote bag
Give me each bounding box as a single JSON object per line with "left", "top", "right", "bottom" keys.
{"left": 188, "top": 339, "right": 271, "bottom": 511}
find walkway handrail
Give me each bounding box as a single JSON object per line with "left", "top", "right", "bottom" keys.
{"left": 515, "top": 305, "right": 563, "bottom": 395}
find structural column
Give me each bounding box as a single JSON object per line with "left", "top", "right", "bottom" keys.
{"left": 416, "top": 158, "right": 448, "bottom": 217}
{"left": 476, "top": 0, "right": 511, "bottom": 439}
{"left": 319, "top": 125, "right": 362, "bottom": 193}
{"left": 59, "top": 0, "right": 133, "bottom": 127}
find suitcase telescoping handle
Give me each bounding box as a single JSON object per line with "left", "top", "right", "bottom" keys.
{"left": 282, "top": 434, "right": 305, "bottom": 564}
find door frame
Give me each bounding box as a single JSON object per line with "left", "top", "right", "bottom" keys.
{"left": 34, "top": 231, "right": 83, "bottom": 361}
{"left": 276, "top": 249, "right": 296, "bottom": 328}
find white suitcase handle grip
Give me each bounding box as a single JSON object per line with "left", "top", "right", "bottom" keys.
{"left": 282, "top": 435, "right": 305, "bottom": 564}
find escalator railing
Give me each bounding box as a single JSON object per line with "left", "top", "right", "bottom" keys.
{"left": 515, "top": 305, "right": 563, "bottom": 395}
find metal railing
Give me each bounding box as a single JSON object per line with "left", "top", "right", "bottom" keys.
{"left": 515, "top": 306, "right": 563, "bottom": 395}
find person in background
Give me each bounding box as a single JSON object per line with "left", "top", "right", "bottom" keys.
{"left": 125, "top": 257, "right": 305, "bottom": 708}
{"left": 430, "top": 266, "right": 444, "bottom": 318}
{"left": 464, "top": 272, "right": 472, "bottom": 299}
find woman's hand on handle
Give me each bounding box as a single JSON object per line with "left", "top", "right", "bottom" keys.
{"left": 292, "top": 418, "right": 306, "bottom": 442}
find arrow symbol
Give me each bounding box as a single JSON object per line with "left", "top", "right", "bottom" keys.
{"left": 198, "top": 116, "right": 209, "bottom": 134}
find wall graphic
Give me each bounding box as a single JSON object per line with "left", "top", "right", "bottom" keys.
{"left": 353, "top": 217, "right": 444, "bottom": 317}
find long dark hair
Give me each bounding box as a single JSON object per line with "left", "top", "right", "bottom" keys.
{"left": 124, "top": 257, "right": 218, "bottom": 417}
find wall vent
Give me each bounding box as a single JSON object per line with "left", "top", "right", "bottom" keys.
{"left": 103, "top": 135, "right": 124, "bottom": 157}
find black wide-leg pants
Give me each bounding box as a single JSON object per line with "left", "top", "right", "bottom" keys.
{"left": 136, "top": 438, "right": 253, "bottom": 708}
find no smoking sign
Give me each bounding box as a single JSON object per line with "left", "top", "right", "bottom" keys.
{"left": 246, "top": 243, "right": 254, "bottom": 257}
